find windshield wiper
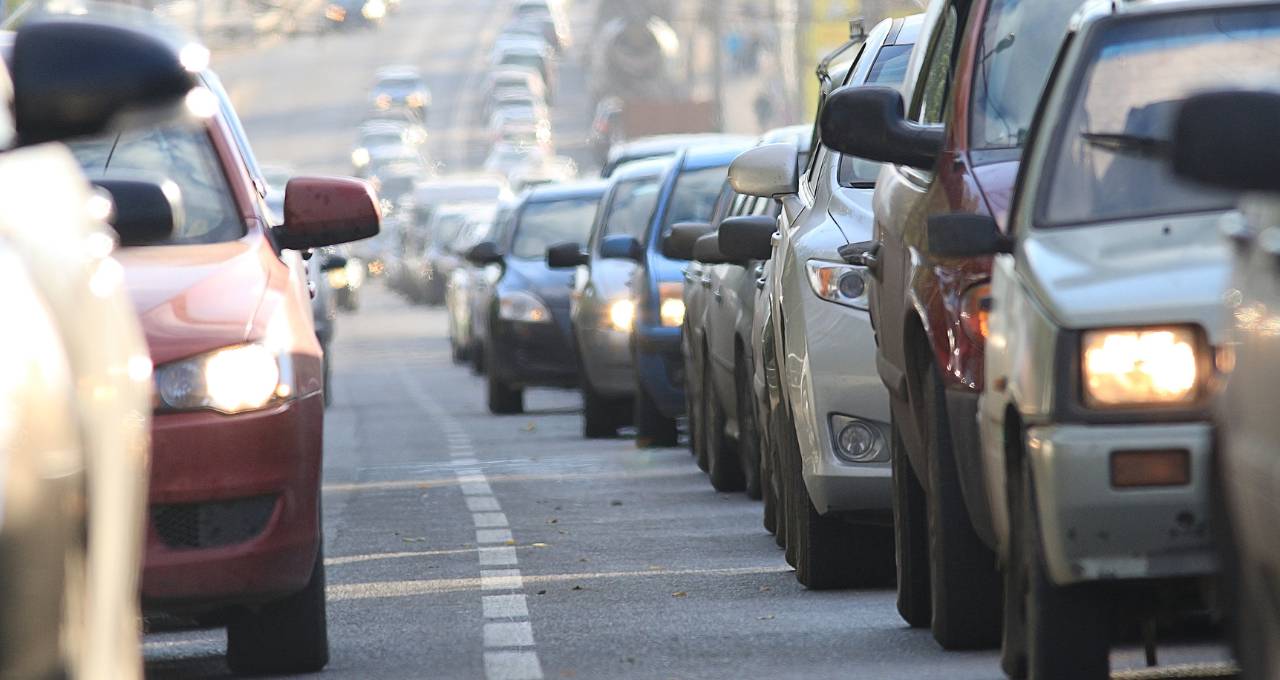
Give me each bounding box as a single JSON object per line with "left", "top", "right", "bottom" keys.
{"left": 1080, "top": 131, "right": 1170, "bottom": 159}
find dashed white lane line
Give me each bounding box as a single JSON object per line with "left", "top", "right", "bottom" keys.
{"left": 484, "top": 651, "right": 544, "bottom": 680}
{"left": 482, "top": 594, "right": 529, "bottom": 618}
{"left": 461, "top": 480, "right": 495, "bottom": 495}
{"left": 478, "top": 546, "right": 519, "bottom": 566}
{"left": 483, "top": 621, "right": 535, "bottom": 648}
{"left": 473, "top": 512, "right": 509, "bottom": 528}
{"left": 480, "top": 570, "right": 524, "bottom": 590}
{"left": 453, "top": 457, "right": 481, "bottom": 466}
{"left": 477, "top": 528, "right": 514, "bottom": 544}
{"left": 466, "top": 496, "right": 502, "bottom": 512}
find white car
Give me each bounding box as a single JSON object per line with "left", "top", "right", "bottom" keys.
{"left": 724, "top": 14, "right": 919, "bottom": 590}
{"left": 963, "top": 1, "right": 1275, "bottom": 676}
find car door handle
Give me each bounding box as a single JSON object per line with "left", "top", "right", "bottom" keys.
{"left": 839, "top": 240, "right": 882, "bottom": 278}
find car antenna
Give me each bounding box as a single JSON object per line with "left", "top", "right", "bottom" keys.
{"left": 816, "top": 18, "right": 867, "bottom": 84}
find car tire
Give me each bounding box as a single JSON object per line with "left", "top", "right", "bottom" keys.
{"left": 704, "top": 359, "right": 745, "bottom": 492}
{"left": 891, "top": 415, "right": 931, "bottom": 629}
{"left": 451, "top": 339, "right": 469, "bottom": 364}
{"left": 487, "top": 346, "right": 524, "bottom": 415}
{"left": 736, "top": 356, "right": 763, "bottom": 500}
{"left": 634, "top": 384, "right": 677, "bottom": 448}
{"left": 226, "top": 546, "right": 329, "bottom": 675}
{"left": 582, "top": 381, "right": 623, "bottom": 439}
{"left": 1020, "top": 456, "right": 1110, "bottom": 680}
{"left": 682, "top": 325, "right": 701, "bottom": 459}
{"left": 1002, "top": 426, "right": 1029, "bottom": 680}
{"left": 777, "top": 403, "right": 802, "bottom": 569}
{"left": 471, "top": 341, "right": 486, "bottom": 375}
{"left": 922, "top": 367, "right": 1002, "bottom": 650}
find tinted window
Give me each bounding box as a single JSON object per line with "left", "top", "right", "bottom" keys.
{"left": 970, "top": 0, "right": 1084, "bottom": 149}
{"left": 512, "top": 197, "right": 602, "bottom": 259}
{"left": 1039, "top": 10, "right": 1280, "bottom": 226}
{"left": 660, "top": 165, "right": 731, "bottom": 235}
{"left": 70, "top": 126, "right": 244, "bottom": 245}
{"left": 602, "top": 177, "right": 661, "bottom": 241}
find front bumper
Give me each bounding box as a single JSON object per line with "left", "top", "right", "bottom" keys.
{"left": 634, "top": 324, "right": 684, "bottom": 417}
{"left": 578, "top": 325, "right": 634, "bottom": 397}
{"left": 142, "top": 394, "right": 324, "bottom": 611}
{"left": 1027, "top": 422, "right": 1215, "bottom": 586}
{"left": 490, "top": 316, "right": 578, "bottom": 389}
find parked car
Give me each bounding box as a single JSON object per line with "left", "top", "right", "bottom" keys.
{"left": 422, "top": 203, "right": 497, "bottom": 305}
{"left": 819, "top": 0, "right": 1087, "bottom": 648}
{"left": 398, "top": 178, "right": 511, "bottom": 303}
{"left": 69, "top": 69, "right": 380, "bottom": 675}
{"left": 447, "top": 210, "right": 503, "bottom": 362}
{"left": 550, "top": 158, "right": 670, "bottom": 436}
{"left": 0, "top": 17, "right": 199, "bottom": 679}
{"left": 1174, "top": 86, "right": 1280, "bottom": 680}
{"left": 466, "top": 182, "right": 607, "bottom": 413}
{"left": 600, "top": 134, "right": 751, "bottom": 178}
{"left": 371, "top": 65, "right": 431, "bottom": 122}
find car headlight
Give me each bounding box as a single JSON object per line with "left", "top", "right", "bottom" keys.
{"left": 406, "top": 93, "right": 425, "bottom": 108}
{"left": 806, "top": 260, "right": 868, "bottom": 309}
{"left": 361, "top": 0, "right": 385, "bottom": 19}
{"left": 608, "top": 298, "right": 635, "bottom": 332}
{"left": 659, "top": 282, "right": 684, "bottom": 328}
{"left": 351, "top": 147, "right": 370, "bottom": 167}
{"left": 155, "top": 343, "right": 294, "bottom": 414}
{"left": 374, "top": 94, "right": 392, "bottom": 109}
{"left": 1081, "top": 326, "right": 1202, "bottom": 408}
{"left": 327, "top": 267, "right": 349, "bottom": 289}
{"left": 498, "top": 291, "right": 551, "bottom": 323}
{"left": 325, "top": 4, "right": 346, "bottom": 20}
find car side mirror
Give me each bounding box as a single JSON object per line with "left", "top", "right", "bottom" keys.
{"left": 320, "top": 254, "right": 348, "bottom": 271}
{"left": 718, "top": 215, "right": 776, "bottom": 261}
{"left": 693, "top": 233, "right": 734, "bottom": 264}
{"left": 12, "top": 21, "right": 200, "bottom": 146}
{"left": 466, "top": 240, "right": 503, "bottom": 266}
{"left": 662, "top": 221, "right": 713, "bottom": 260}
{"left": 599, "top": 234, "right": 644, "bottom": 261}
{"left": 275, "top": 176, "right": 381, "bottom": 250}
{"left": 91, "top": 175, "right": 181, "bottom": 247}
{"left": 728, "top": 143, "right": 798, "bottom": 198}
{"left": 819, "top": 86, "right": 943, "bottom": 170}
{"left": 1172, "top": 90, "right": 1280, "bottom": 192}
{"left": 546, "top": 241, "right": 588, "bottom": 268}
{"left": 926, "top": 213, "right": 1011, "bottom": 257}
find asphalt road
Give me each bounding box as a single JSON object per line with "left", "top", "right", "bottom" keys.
{"left": 142, "top": 0, "right": 1239, "bottom": 678}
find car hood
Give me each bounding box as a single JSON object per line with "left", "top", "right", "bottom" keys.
{"left": 116, "top": 236, "right": 272, "bottom": 365}
{"left": 503, "top": 257, "right": 575, "bottom": 309}
{"left": 1022, "top": 213, "right": 1231, "bottom": 343}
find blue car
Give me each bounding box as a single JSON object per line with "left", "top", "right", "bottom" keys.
{"left": 598, "top": 141, "right": 754, "bottom": 446}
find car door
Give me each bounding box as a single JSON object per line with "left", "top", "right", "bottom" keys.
{"left": 705, "top": 191, "right": 754, "bottom": 406}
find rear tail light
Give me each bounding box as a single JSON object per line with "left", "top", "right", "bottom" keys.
{"left": 960, "top": 282, "right": 992, "bottom": 343}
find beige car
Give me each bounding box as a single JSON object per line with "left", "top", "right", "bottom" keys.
{"left": 0, "top": 17, "right": 198, "bottom": 678}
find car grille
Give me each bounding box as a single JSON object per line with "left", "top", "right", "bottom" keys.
{"left": 151, "top": 496, "right": 278, "bottom": 550}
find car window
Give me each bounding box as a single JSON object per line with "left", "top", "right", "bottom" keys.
{"left": 602, "top": 177, "right": 662, "bottom": 242}
{"left": 914, "top": 6, "right": 958, "bottom": 124}
{"left": 1039, "top": 9, "right": 1279, "bottom": 226}
{"left": 970, "top": 0, "right": 1084, "bottom": 150}
{"left": 511, "top": 196, "right": 602, "bottom": 259}
{"left": 69, "top": 125, "right": 245, "bottom": 245}
{"left": 659, "top": 165, "right": 731, "bottom": 236}
{"left": 431, "top": 214, "right": 471, "bottom": 247}
{"left": 838, "top": 40, "right": 916, "bottom": 187}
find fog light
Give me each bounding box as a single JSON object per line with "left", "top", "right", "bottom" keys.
{"left": 830, "top": 415, "right": 884, "bottom": 463}
{"left": 1111, "top": 449, "right": 1190, "bottom": 488}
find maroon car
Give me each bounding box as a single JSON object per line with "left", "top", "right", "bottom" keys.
{"left": 819, "top": 0, "right": 1084, "bottom": 658}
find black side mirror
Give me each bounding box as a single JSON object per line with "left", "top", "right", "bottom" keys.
{"left": 718, "top": 215, "right": 776, "bottom": 261}
{"left": 466, "top": 240, "right": 503, "bottom": 266}
{"left": 546, "top": 241, "right": 588, "bottom": 268}
{"left": 662, "top": 221, "right": 713, "bottom": 260}
{"left": 91, "top": 175, "right": 180, "bottom": 247}
{"left": 819, "top": 86, "right": 943, "bottom": 170}
{"left": 1173, "top": 90, "right": 1280, "bottom": 192}
{"left": 599, "top": 234, "right": 644, "bottom": 261}
{"left": 12, "top": 21, "right": 200, "bottom": 146}
{"left": 926, "top": 213, "right": 1011, "bottom": 258}
{"left": 693, "top": 233, "right": 734, "bottom": 264}
{"left": 321, "top": 254, "right": 349, "bottom": 271}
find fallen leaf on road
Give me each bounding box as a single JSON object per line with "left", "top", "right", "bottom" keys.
{"left": 757, "top": 615, "right": 775, "bottom": 621}
{"left": 610, "top": 500, "right": 623, "bottom": 506}
{"left": 672, "top": 591, "right": 687, "bottom": 598}
{"left": 531, "top": 542, "right": 548, "bottom": 548}
{"left": 523, "top": 422, "right": 537, "bottom": 432}
{"left": 759, "top": 586, "right": 771, "bottom": 592}
{"left": 548, "top": 518, "right": 559, "bottom": 524}
{"left": 647, "top": 565, "right": 663, "bottom": 571}
{"left": 401, "top": 537, "right": 426, "bottom": 543}
{"left": 536, "top": 590, "right": 547, "bottom": 595}
{"left": 504, "top": 539, "right": 516, "bottom": 546}
{"left": 571, "top": 585, "right": 584, "bottom": 591}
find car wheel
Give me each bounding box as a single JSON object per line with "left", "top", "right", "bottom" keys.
{"left": 682, "top": 326, "right": 701, "bottom": 458}
{"left": 471, "top": 341, "right": 486, "bottom": 375}
{"left": 736, "top": 356, "right": 763, "bottom": 500}
{"left": 891, "top": 415, "right": 930, "bottom": 628}
{"left": 451, "top": 339, "right": 468, "bottom": 364}
{"left": 634, "top": 384, "right": 677, "bottom": 448}
{"left": 582, "top": 380, "right": 623, "bottom": 439}
{"left": 704, "top": 359, "right": 745, "bottom": 492}
{"left": 226, "top": 546, "right": 329, "bottom": 675}
{"left": 922, "top": 367, "right": 1002, "bottom": 650}
{"left": 1020, "top": 456, "right": 1110, "bottom": 680}
{"left": 1002, "top": 425, "right": 1029, "bottom": 679}
{"left": 776, "top": 403, "right": 801, "bottom": 568}
{"left": 486, "top": 346, "right": 524, "bottom": 415}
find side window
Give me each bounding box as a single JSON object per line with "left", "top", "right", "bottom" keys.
{"left": 914, "top": 6, "right": 960, "bottom": 125}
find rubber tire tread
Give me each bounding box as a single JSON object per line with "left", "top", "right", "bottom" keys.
{"left": 891, "top": 416, "right": 931, "bottom": 628}
{"left": 226, "top": 546, "right": 329, "bottom": 675}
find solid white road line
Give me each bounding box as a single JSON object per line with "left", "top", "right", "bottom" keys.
{"left": 478, "top": 546, "right": 519, "bottom": 566}
{"left": 461, "top": 481, "right": 495, "bottom": 495}
{"left": 483, "top": 651, "right": 544, "bottom": 680}
{"left": 480, "top": 570, "right": 523, "bottom": 590}
{"left": 453, "top": 457, "right": 481, "bottom": 466}
{"left": 476, "top": 528, "right": 514, "bottom": 544}
{"left": 473, "top": 512, "right": 509, "bottom": 528}
{"left": 484, "top": 621, "right": 535, "bottom": 648}
{"left": 466, "top": 496, "right": 502, "bottom": 512}
{"left": 481, "top": 594, "right": 529, "bottom": 619}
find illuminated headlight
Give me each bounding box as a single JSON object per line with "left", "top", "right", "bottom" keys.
{"left": 324, "top": 4, "right": 346, "bottom": 20}
{"left": 327, "top": 267, "right": 350, "bottom": 289}
{"left": 658, "top": 282, "right": 685, "bottom": 327}
{"left": 155, "top": 343, "right": 294, "bottom": 414}
{"left": 608, "top": 298, "right": 635, "bottom": 332}
{"left": 351, "top": 147, "right": 370, "bottom": 167}
{"left": 361, "top": 0, "right": 385, "bottom": 19}
{"left": 1081, "top": 326, "right": 1202, "bottom": 408}
{"left": 373, "top": 94, "right": 392, "bottom": 109}
{"left": 498, "top": 291, "right": 551, "bottom": 323}
{"left": 406, "top": 93, "right": 426, "bottom": 108}
{"left": 806, "top": 260, "right": 867, "bottom": 309}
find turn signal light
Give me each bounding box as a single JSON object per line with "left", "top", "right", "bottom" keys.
{"left": 1110, "top": 449, "right": 1190, "bottom": 488}
{"left": 960, "top": 283, "right": 992, "bottom": 342}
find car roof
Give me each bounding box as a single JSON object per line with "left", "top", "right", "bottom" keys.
{"left": 681, "top": 140, "right": 757, "bottom": 170}
{"left": 891, "top": 13, "right": 925, "bottom": 46}
{"left": 609, "top": 156, "right": 675, "bottom": 182}
{"left": 526, "top": 181, "right": 608, "bottom": 202}
{"left": 608, "top": 134, "right": 747, "bottom": 162}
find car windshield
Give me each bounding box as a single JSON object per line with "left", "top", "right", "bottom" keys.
{"left": 432, "top": 213, "right": 471, "bottom": 246}
{"left": 601, "top": 176, "right": 661, "bottom": 241}
{"left": 502, "top": 54, "right": 544, "bottom": 72}
{"left": 970, "top": 0, "right": 1086, "bottom": 150}
{"left": 511, "top": 196, "right": 601, "bottom": 259}
{"left": 362, "top": 132, "right": 402, "bottom": 147}
{"left": 658, "top": 164, "right": 729, "bottom": 236}
{"left": 68, "top": 125, "right": 244, "bottom": 245}
{"left": 1039, "top": 9, "right": 1280, "bottom": 226}
{"left": 839, "top": 40, "right": 915, "bottom": 186}
{"left": 378, "top": 77, "right": 422, "bottom": 93}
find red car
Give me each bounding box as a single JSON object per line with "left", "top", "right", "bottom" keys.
{"left": 70, "top": 78, "right": 378, "bottom": 674}
{"left": 819, "top": 0, "right": 1085, "bottom": 658}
